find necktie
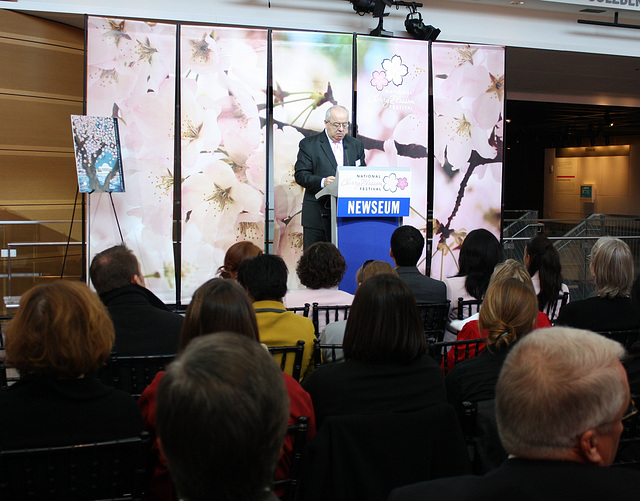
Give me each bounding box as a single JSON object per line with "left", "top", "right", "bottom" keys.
{"left": 331, "top": 141, "right": 343, "bottom": 165}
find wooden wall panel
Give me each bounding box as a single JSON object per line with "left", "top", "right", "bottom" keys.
{"left": 0, "top": 95, "right": 82, "bottom": 151}
{"left": 0, "top": 10, "right": 83, "bottom": 48}
{"left": 0, "top": 38, "right": 83, "bottom": 99}
{"left": 0, "top": 152, "right": 78, "bottom": 203}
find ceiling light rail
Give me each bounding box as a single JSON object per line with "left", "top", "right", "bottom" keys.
{"left": 578, "top": 11, "right": 640, "bottom": 30}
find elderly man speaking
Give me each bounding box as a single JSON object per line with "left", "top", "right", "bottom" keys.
{"left": 389, "top": 327, "right": 640, "bottom": 500}
{"left": 294, "top": 104, "right": 366, "bottom": 249}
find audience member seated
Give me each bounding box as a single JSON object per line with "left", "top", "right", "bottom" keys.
{"left": 238, "top": 254, "right": 316, "bottom": 379}
{"left": 217, "top": 241, "right": 263, "bottom": 280}
{"left": 319, "top": 260, "right": 396, "bottom": 363}
{"left": 525, "top": 234, "right": 570, "bottom": 321}
{"left": 304, "top": 274, "right": 446, "bottom": 429}
{"left": 0, "top": 280, "right": 142, "bottom": 450}
{"left": 157, "top": 333, "right": 289, "bottom": 501}
{"left": 90, "top": 244, "right": 183, "bottom": 356}
{"left": 390, "top": 327, "right": 640, "bottom": 500}
{"left": 444, "top": 260, "right": 551, "bottom": 371}
{"left": 444, "top": 229, "right": 502, "bottom": 321}
{"left": 284, "top": 242, "right": 353, "bottom": 329}
{"left": 446, "top": 277, "right": 538, "bottom": 407}
{"left": 390, "top": 225, "right": 446, "bottom": 303}
{"left": 556, "top": 236, "right": 640, "bottom": 331}
{"left": 138, "top": 278, "right": 316, "bottom": 501}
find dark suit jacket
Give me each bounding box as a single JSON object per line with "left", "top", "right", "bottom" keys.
{"left": 100, "top": 284, "right": 183, "bottom": 356}
{"left": 555, "top": 296, "right": 640, "bottom": 332}
{"left": 396, "top": 266, "right": 447, "bottom": 304}
{"left": 294, "top": 131, "right": 366, "bottom": 230}
{"left": 389, "top": 457, "right": 640, "bottom": 501}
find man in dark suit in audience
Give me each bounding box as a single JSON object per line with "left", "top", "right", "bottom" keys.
{"left": 90, "top": 244, "right": 183, "bottom": 356}
{"left": 156, "top": 333, "right": 289, "bottom": 501}
{"left": 390, "top": 225, "right": 446, "bottom": 303}
{"left": 389, "top": 326, "right": 640, "bottom": 501}
{"left": 294, "top": 105, "right": 366, "bottom": 249}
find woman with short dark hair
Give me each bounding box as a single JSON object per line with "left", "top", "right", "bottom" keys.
{"left": 0, "top": 280, "right": 142, "bottom": 449}
{"left": 284, "top": 242, "right": 354, "bottom": 331}
{"left": 304, "top": 274, "right": 446, "bottom": 428}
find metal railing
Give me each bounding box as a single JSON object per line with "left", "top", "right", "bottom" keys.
{"left": 503, "top": 213, "right": 640, "bottom": 301}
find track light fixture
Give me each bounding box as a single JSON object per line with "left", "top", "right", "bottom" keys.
{"left": 347, "top": 0, "right": 440, "bottom": 40}
{"left": 405, "top": 5, "right": 440, "bottom": 41}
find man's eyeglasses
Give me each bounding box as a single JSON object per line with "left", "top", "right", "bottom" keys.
{"left": 328, "top": 122, "right": 350, "bottom": 130}
{"left": 623, "top": 398, "right": 638, "bottom": 421}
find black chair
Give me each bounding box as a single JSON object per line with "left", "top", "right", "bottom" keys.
{"left": 0, "top": 362, "right": 7, "bottom": 390}
{"left": 428, "top": 338, "right": 487, "bottom": 374}
{"left": 614, "top": 394, "right": 640, "bottom": 470}
{"left": 295, "top": 404, "right": 471, "bottom": 501}
{"left": 0, "top": 431, "right": 151, "bottom": 500}
{"left": 313, "top": 338, "right": 344, "bottom": 368}
{"left": 417, "top": 301, "right": 451, "bottom": 343}
{"left": 97, "top": 353, "right": 175, "bottom": 399}
{"left": 286, "top": 303, "right": 311, "bottom": 318}
{"left": 459, "top": 400, "right": 507, "bottom": 474}
{"left": 543, "top": 291, "right": 569, "bottom": 324}
{"left": 312, "top": 304, "right": 351, "bottom": 337}
{"left": 268, "top": 341, "right": 305, "bottom": 382}
{"left": 457, "top": 297, "right": 483, "bottom": 320}
{"left": 273, "top": 416, "right": 309, "bottom": 501}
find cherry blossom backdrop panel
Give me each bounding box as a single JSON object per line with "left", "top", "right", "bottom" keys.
{"left": 87, "top": 17, "right": 177, "bottom": 303}
{"left": 179, "top": 26, "right": 268, "bottom": 302}
{"left": 356, "top": 35, "right": 429, "bottom": 273}
{"left": 430, "top": 43, "right": 504, "bottom": 281}
{"left": 271, "top": 31, "right": 354, "bottom": 289}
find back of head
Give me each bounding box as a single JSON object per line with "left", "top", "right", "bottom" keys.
{"left": 89, "top": 244, "right": 140, "bottom": 294}
{"left": 356, "top": 260, "right": 397, "bottom": 285}
{"left": 180, "top": 278, "right": 259, "bottom": 351}
{"left": 490, "top": 259, "right": 532, "bottom": 286}
{"left": 296, "top": 242, "right": 346, "bottom": 289}
{"left": 237, "top": 254, "right": 288, "bottom": 302}
{"left": 479, "top": 277, "right": 538, "bottom": 350}
{"left": 496, "top": 327, "right": 627, "bottom": 459}
{"left": 157, "top": 333, "right": 289, "bottom": 501}
{"left": 457, "top": 229, "right": 502, "bottom": 300}
{"left": 6, "top": 280, "right": 114, "bottom": 378}
{"left": 344, "top": 273, "right": 425, "bottom": 363}
{"left": 526, "top": 235, "right": 563, "bottom": 307}
{"left": 390, "top": 225, "right": 424, "bottom": 267}
{"left": 218, "top": 241, "right": 263, "bottom": 280}
{"left": 591, "top": 237, "right": 633, "bottom": 298}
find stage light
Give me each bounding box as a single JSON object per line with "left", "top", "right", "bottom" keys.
{"left": 348, "top": 0, "right": 377, "bottom": 15}
{"left": 405, "top": 10, "right": 440, "bottom": 41}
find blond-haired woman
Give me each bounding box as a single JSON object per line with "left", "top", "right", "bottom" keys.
{"left": 445, "top": 277, "right": 539, "bottom": 406}
{"left": 444, "top": 260, "right": 551, "bottom": 372}
{"left": 556, "top": 236, "right": 640, "bottom": 331}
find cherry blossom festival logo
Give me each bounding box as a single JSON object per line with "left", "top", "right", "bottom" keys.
{"left": 383, "top": 172, "right": 409, "bottom": 193}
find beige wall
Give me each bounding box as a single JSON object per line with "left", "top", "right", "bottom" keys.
{"left": 544, "top": 144, "right": 640, "bottom": 219}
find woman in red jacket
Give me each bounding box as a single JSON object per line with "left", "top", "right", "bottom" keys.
{"left": 138, "top": 278, "right": 316, "bottom": 501}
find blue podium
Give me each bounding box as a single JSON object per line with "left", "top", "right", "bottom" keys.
{"left": 316, "top": 166, "right": 411, "bottom": 294}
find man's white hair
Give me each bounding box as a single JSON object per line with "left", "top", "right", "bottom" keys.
{"left": 325, "top": 105, "right": 348, "bottom": 122}
{"left": 496, "top": 326, "right": 627, "bottom": 458}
